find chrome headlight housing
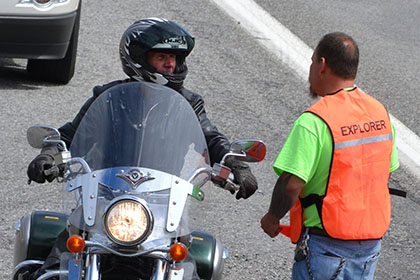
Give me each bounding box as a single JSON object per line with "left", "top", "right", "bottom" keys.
{"left": 19, "top": 0, "right": 70, "bottom": 8}
{"left": 104, "top": 197, "right": 153, "bottom": 246}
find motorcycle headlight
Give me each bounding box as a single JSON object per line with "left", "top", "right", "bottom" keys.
{"left": 104, "top": 198, "right": 152, "bottom": 246}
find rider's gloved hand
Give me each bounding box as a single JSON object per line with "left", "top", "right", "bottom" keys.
{"left": 224, "top": 157, "right": 258, "bottom": 200}
{"left": 27, "top": 154, "right": 56, "bottom": 183}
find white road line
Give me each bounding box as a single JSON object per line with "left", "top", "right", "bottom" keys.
{"left": 212, "top": 0, "right": 420, "bottom": 177}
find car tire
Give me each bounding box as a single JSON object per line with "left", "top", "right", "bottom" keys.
{"left": 27, "top": 1, "right": 81, "bottom": 84}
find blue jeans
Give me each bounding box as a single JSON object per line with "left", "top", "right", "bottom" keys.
{"left": 292, "top": 234, "right": 382, "bottom": 280}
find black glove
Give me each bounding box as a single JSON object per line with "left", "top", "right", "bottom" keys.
{"left": 225, "top": 157, "right": 258, "bottom": 200}
{"left": 27, "top": 154, "right": 56, "bottom": 183}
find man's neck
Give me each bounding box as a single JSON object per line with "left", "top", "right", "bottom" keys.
{"left": 320, "top": 78, "right": 355, "bottom": 96}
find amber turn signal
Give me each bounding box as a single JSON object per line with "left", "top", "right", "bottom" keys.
{"left": 169, "top": 243, "right": 188, "bottom": 262}
{"left": 66, "top": 235, "right": 85, "bottom": 253}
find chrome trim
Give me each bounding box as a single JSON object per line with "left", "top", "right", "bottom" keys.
{"left": 19, "top": 0, "right": 69, "bottom": 9}
{"left": 13, "top": 213, "right": 32, "bottom": 267}
{"left": 222, "top": 247, "right": 229, "bottom": 259}
{"left": 212, "top": 238, "right": 225, "bottom": 280}
{"left": 36, "top": 270, "right": 68, "bottom": 280}
{"left": 116, "top": 169, "right": 155, "bottom": 190}
{"left": 167, "top": 177, "right": 193, "bottom": 232}
{"left": 169, "top": 267, "right": 184, "bottom": 279}
{"left": 85, "top": 253, "right": 99, "bottom": 280}
{"left": 220, "top": 151, "right": 246, "bottom": 166}
{"left": 84, "top": 240, "right": 170, "bottom": 258}
{"left": 14, "top": 220, "right": 21, "bottom": 231}
{"left": 67, "top": 168, "right": 97, "bottom": 226}
{"left": 152, "top": 259, "right": 167, "bottom": 280}
{"left": 43, "top": 138, "right": 68, "bottom": 152}
{"left": 66, "top": 157, "right": 92, "bottom": 176}
{"left": 66, "top": 166, "right": 176, "bottom": 227}
{"left": 12, "top": 261, "right": 68, "bottom": 280}
{"left": 187, "top": 167, "right": 212, "bottom": 187}
{"left": 12, "top": 260, "right": 44, "bottom": 279}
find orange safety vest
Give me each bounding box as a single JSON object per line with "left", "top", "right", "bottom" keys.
{"left": 280, "top": 88, "right": 393, "bottom": 243}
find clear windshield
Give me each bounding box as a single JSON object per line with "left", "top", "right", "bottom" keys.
{"left": 70, "top": 81, "right": 209, "bottom": 179}
{"left": 64, "top": 82, "right": 210, "bottom": 246}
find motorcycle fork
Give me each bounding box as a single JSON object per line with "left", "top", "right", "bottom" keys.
{"left": 84, "top": 253, "right": 100, "bottom": 280}
{"left": 152, "top": 259, "right": 168, "bottom": 280}
{"left": 152, "top": 259, "right": 186, "bottom": 280}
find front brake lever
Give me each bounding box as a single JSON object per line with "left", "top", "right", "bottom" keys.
{"left": 211, "top": 174, "right": 239, "bottom": 194}
{"left": 223, "top": 178, "right": 240, "bottom": 193}
{"left": 44, "top": 165, "right": 65, "bottom": 182}
{"left": 44, "top": 166, "right": 60, "bottom": 177}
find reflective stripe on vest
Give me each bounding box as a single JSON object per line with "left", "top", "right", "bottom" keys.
{"left": 283, "top": 88, "right": 393, "bottom": 243}
{"left": 334, "top": 133, "right": 393, "bottom": 149}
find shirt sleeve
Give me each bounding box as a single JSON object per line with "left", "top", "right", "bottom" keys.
{"left": 390, "top": 121, "right": 400, "bottom": 172}
{"left": 273, "top": 114, "right": 323, "bottom": 183}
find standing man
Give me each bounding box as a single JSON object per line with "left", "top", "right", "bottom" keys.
{"left": 260, "top": 32, "right": 399, "bottom": 279}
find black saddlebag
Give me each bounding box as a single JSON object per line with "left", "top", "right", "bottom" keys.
{"left": 190, "top": 231, "right": 225, "bottom": 280}
{"left": 13, "top": 210, "right": 69, "bottom": 266}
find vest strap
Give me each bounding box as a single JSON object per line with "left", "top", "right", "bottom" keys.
{"left": 389, "top": 187, "right": 406, "bottom": 197}
{"left": 300, "top": 194, "right": 322, "bottom": 208}
{"left": 301, "top": 187, "right": 406, "bottom": 208}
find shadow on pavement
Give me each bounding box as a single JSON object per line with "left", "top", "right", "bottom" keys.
{"left": 0, "top": 58, "right": 59, "bottom": 90}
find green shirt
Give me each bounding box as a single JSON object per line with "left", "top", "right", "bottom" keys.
{"left": 273, "top": 112, "right": 400, "bottom": 228}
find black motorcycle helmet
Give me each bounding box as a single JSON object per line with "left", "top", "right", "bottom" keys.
{"left": 119, "top": 18, "right": 195, "bottom": 91}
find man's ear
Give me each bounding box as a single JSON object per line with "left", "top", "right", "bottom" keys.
{"left": 319, "top": 57, "right": 327, "bottom": 73}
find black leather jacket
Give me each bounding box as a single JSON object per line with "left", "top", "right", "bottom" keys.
{"left": 58, "top": 79, "right": 231, "bottom": 166}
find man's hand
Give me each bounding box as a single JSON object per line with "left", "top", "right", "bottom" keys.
{"left": 260, "top": 212, "right": 282, "bottom": 238}
{"left": 224, "top": 157, "right": 258, "bottom": 199}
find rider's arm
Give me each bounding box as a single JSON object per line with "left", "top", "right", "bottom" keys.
{"left": 59, "top": 96, "right": 96, "bottom": 148}
{"left": 200, "top": 114, "right": 231, "bottom": 166}
{"left": 58, "top": 79, "right": 131, "bottom": 147}
{"left": 180, "top": 88, "right": 231, "bottom": 166}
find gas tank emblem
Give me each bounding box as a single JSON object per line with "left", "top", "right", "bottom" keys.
{"left": 116, "top": 169, "right": 155, "bottom": 190}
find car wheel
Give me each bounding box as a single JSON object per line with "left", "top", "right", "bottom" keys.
{"left": 27, "top": 1, "right": 81, "bottom": 84}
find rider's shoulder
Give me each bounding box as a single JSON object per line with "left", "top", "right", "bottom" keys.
{"left": 179, "top": 87, "right": 204, "bottom": 104}
{"left": 92, "top": 78, "right": 133, "bottom": 97}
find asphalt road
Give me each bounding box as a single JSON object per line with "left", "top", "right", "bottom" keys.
{"left": 1, "top": 0, "right": 419, "bottom": 279}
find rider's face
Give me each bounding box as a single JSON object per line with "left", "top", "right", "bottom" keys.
{"left": 148, "top": 51, "right": 176, "bottom": 74}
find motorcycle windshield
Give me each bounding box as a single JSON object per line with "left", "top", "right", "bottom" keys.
{"left": 70, "top": 81, "right": 209, "bottom": 179}
{"left": 65, "top": 82, "right": 210, "bottom": 248}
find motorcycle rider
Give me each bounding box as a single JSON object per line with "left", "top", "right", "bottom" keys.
{"left": 28, "top": 17, "right": 258, "bottom": 199}
{"left": 26, "top": 18, "right": 258, "bottom": 279}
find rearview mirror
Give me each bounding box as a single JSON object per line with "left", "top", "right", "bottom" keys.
{"left": 27, "top": 125, "right": 61, "bottom": 149}
{"left": 228, "top": 139, "right": 266, "bottom": 162}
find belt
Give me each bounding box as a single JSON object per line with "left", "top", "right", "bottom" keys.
{"left": 308, "top": 227, "right": 329, "bottom": 237}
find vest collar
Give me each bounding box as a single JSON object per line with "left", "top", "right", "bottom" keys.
{"left": 325, "top": 86, "right": 357, "bottom": 96}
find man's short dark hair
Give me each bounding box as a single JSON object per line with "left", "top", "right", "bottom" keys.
{"left": 315, "top": 32, "right": 359, "bottom": 79}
